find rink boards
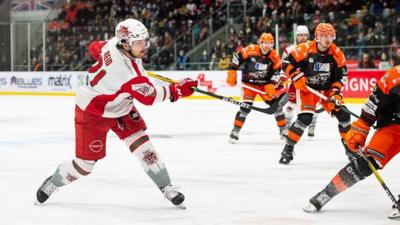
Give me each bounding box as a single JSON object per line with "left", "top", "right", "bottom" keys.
{"left": 0, "top": 70, "right": 385, "bottom": 103}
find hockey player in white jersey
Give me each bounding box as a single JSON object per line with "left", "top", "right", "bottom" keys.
{"left": 281, "top": 25, "right": 318, "bottom": 137}
{"left": 35, "top": 19, "right": 198, "bottom": 209}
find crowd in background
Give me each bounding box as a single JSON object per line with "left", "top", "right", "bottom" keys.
{"left": 29, "top": 0, "right": 400, "bottom": 71}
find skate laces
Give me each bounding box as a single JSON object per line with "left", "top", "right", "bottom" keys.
{"left": 163, "top": 185, "right": 179, "bottom": 200}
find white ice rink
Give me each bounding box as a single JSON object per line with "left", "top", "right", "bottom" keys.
{"left": 1, "top": 96, "right": 399, "bottom": 225}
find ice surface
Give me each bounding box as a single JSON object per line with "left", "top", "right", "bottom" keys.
{"left": 0, "top": 96, "right": 399, "bottom": 225}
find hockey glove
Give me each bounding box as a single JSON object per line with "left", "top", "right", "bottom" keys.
{"left": 271, "top": 72, "right": 287, "bottom": 90}
{"left": 344, "top": 119, "right": 370, "bottom": 154}
{"left": 227, "top": 70, "right": 237, "bottom": 86}
{"left": 264, "top": 84, "right": 276, "bottom": 101}
{"left": 169, "top": 78, "right": 198, "bottom": 102}
{"left": 291, "top": 71, "right": 308, "bottom": 92}
{"left": 327, "top": 88, "right": 343, "bottom": 111}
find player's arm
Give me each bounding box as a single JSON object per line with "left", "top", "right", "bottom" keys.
{"left": 344, "top": 69, "right": 399, "bottom": 153}
{"left": 122, "top": 76, "right": 198, "bottom": 105}
{"left": 331, "top": 48, "right": 348, "bottom": 91}
{"left": 226, "top": 47, "right": 247, "bottom": 86}
{"left": 270, "top": 50, "right": 284, "bottom": 86}
{"left": 283, "top": 46, "right": 308, "bottom": 91}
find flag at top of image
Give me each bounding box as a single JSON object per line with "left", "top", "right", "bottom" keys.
{"left": 11, "top": 0, "right": 54, "bottom": 11}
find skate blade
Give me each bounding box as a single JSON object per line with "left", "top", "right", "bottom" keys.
{"left": 176, "top": 203, "right": 186, "bottom": 210}
{"left": 303, "top": 202, "right": 318, "bottom": 213}
{"left": 34, "top": 200, "right": 43, "bottom": 206}
{"left": 228, "top": 138, "right": 237, "bottom": 144}
{"left": 388, "top": 208, "right": 400, "bottom": 219}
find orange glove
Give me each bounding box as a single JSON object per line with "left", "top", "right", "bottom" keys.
{"left": 344, "top": 119, "right": 370, "bottom": 153}
{"left": 327, "top": 88, "right": 343, "bottom": 111}
{"left": 292, "top": 75, "right": 308, "bottom": 92}
{"left": 227, "top": 70, "right": 237, "bottom": 86}
{"left": 264, "top": 84, "right": 276, "bottom": 101}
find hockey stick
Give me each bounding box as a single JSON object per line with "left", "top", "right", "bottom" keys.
{"left": 306, "top": 86, "right": 359, "bottom": 118}
{"left": 358, "top": 148, "right": 400, "bottom": 218}
{"left": 146, "top": 71, "right": 288, "bottom": 115}
{"left": 241, "top": 83, "right": 327, "bottom": 113}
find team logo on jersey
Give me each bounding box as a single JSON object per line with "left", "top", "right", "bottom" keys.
{"left": 129, "top": 110, "right": 141, "bottom": 122}
{"left": 131, "top": 83, "right": 155, "bottom": 96}
{"left": 89, "top": 140, "right": 103, "bottom": 153}
{"left": 143, "top": 150, "right": 158, "bottom": 165}
{"left": 313, "top": 62, "right": 330, "bottom": 72}
{"left": 309, "top": 58, "right": 314, "bottom": 63}
{"left": 255, "top": 62, "right": 268, "bottom": 70}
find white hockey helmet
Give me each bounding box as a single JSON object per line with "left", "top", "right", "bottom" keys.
{"left": 296, "top": 25, "right": 309, "bottom": 36}
{"left": 115, "top": 19, "right": 150, "bottom": 49}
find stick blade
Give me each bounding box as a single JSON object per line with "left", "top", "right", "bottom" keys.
{"left": 388, "top": 207, "right": 400, "bottom": 219}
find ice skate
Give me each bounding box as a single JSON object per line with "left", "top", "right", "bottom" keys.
{"left": 303, "top": 190, "right": 331, "bottom": 213}
{"left": 279, "top": 144, "right": 294, "bottom": 164}
{"left": 162, "top": 184, "right": 186, "bottom": 209}
{"left": 35, "top": 176, "right": 58, "bottom": 205}
{"left": 229, "top": 128, "right": 240, "bottom": 144}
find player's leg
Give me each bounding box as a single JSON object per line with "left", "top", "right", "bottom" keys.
{"left": 36, "top": 106, "right": 110, "bottom": 204}
{"left": 113, "top": 108, "right": 184, "bottom": 207}
{"left": 229, "top": 85, "right": 256, "bottom": 143}
{"left": 263, "top": 93, "right": 287, "bottom": 139}
{"left": 330, "top": 107, "right": 351, "bottom": 157}
{"left": 36, "top": 158, "right": 96, "bottom": 204}
{"left": 284, "top": 83, "right": 297, "bottom": 126}
{"left": 279, "top": 90, "right": 318, "bottom": 164}
{"left": 304, "top": 125, "right": 400, "bottom": 212}
{"left": 307, "top": 112, "right": 318, "bottom": 137}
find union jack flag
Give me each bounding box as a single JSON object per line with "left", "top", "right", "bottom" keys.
{"left": 11, "top": 0, "right": 54, "bottom": 12}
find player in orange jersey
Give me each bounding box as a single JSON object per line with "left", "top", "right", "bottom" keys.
{"left": 303, "top": 65, "right": 400, "bottom": 218}
{"left": 281, "top": 25, "right": 319, "bottom": 137}
{"left": 226, "top": 32, "right": 287, "bottom": 143}
{"left": 279, "top": 23, "right": 350, "bottom": 164}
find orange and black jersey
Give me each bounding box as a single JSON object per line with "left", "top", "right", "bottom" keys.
{"left": 361, "top": 65, "right": 400, "bottom": 128}
{"left": 283, "top": 40, "right": 347, "bottom": 90}
{"left": 230, "top": 44, "right": 282, "bottom": 85}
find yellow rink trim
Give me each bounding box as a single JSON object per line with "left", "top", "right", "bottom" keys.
{"left": 0, "top": 91, "right": 367, "bottom": 104}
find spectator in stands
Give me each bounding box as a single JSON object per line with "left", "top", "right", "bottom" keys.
{"left": 358, "top": 53, "right": 376, "bottom": 69}
{"left": 391, "top": 49, "right": 400, "bottom": 66}
{"left": 218, "top": 52, "right": 230, "bottom": 70}
{"left": 177, "top": 49, "right": 188, "bottom": 70}
{"left": 198, "top": 49, "right": 210, "bottom": 70}
{"left": 70, "top": 54, "right": 81, "bottom": 71}
{"left": 379, "top": 52, "right": 391, "bottom": 69}
{"left": 209, "top": 53, "right": 218, "bottom": 70}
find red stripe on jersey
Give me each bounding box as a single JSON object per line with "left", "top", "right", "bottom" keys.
{"left": 88, "top": 56, "right": 103, "bottom": 73}
{"left": 131, "top": 60, "right": 142, "bottom": 76}
{"left": 90, "top": 70, "right": 107, "bottom": 87}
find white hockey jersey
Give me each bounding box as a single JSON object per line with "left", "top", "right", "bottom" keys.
{"left": 76, "top": 37, "right": 170, "bottom": 118}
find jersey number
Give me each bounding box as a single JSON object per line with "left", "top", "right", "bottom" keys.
{"left": 88, "top": 51, "right": 112, "bottom": 87}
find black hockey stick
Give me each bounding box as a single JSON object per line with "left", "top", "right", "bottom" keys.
{"left": 358, "top": 148, "right": 400, "bottom": 218}
{"left": 147, "top": 71, "right": 288, "bottom": 115}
